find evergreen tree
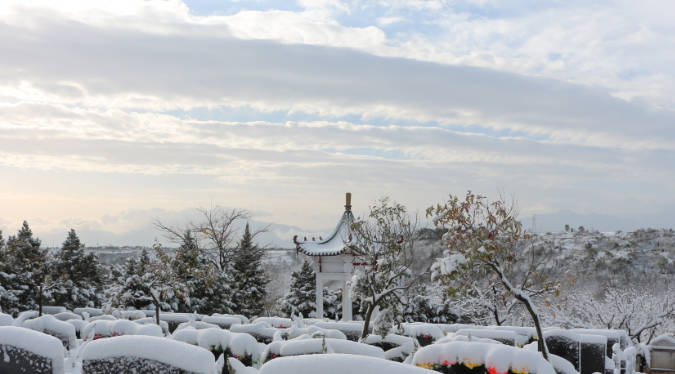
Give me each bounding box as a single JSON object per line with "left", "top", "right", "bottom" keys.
{"left": 4, "top": 221, "right": 49, "bottom": 313}
{"left": 232, "top": 223, "right": 268, "bottom": 317}
{"left": 117, "top": 248, "right": 154, "bottom": 310}
{"left": 137, "top": 248, "right": 151, "bottom": 275}
{"left": 281, "top": 260, "right": 316, "bottom": 317}
{"left": 51, "top": 229, "right": 101, "bottom": 309}
{"left": 0, "top": 230, "right": 20, "bottom": 314}
{"left": 170, "top": 230, "right": 201, "bottom": 312}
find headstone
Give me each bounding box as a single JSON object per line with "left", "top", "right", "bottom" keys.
{"left": 579, "top": 334, "right": 607, "bottom": 374}
{"left": 0, "top": 345, "right": 56, "bottom": 374}
{"left": 82, "top": 357, "right": 198, "bottom": 374}
{"left": 545, "top": 333, "right": 580, "bottom": 371}
{"left": 0, "top": 327, "right": 65, "bottom": 374}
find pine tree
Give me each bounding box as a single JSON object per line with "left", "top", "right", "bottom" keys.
{"left": 232, "top": 223, "right": 268, "bottom": 317}
{"left": 4, "top": 221, "right": 49, "bottom": 313}
{"left": 281, "top": 260, "right": 316, "bottom": 317}
{"left": 117, "top": 248, "right": 154, "bottom": 310}
{"left": 171, "top": 230, "right": 201, "bottom": 312}
{"left": 0, "top": 230, "right": 20, "bottom": 314}
{"left": 138, "top": 248, "right": 151, "bottom": 275}
{"left": 51, "top": 229, "right": 102, "bottom": 309}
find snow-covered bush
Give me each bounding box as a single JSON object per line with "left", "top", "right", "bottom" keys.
{"left": 258, "top": 354, "right": 434, "bottom": 374}
{"left": 231, "top": 321, "right": 279, "bottom": 344}
{"left": 412, "top": 341, "right": 555, "bottom": 374}
{"left": 399, "top": 323, "right": 444, "bottom": 347}
{"left": 80, "top": 335, "right": 217, "bottom": 374}
{"left": 81, "top": 319, "right": 163, "bottom": 340}
{"left": 261, "top": 337, "right": 385, "bottom": 363}
{"left": 21, "top": 314, "right": 77, "bottom": 349}
{"left": 364, "top": 333, "right": 416, "bottom": 361}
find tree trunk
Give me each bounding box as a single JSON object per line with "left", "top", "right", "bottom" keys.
{"left": 360, "top": 304, "right": 376, "bottom": 340}
{"left": 155, "top": 303, "right": 160, "bottom": 326}
{"left": 514, "top": 292, "right": 548, "bottom": 360}
{"left": 38, "top": 285, "right": 43, "bottom": 317}
{"left": 493, "top": 308, "right": 502, "bottom": 326}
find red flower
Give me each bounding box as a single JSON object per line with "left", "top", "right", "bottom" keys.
{"left": 488, "top": 366, "right": 505, "bottom": 374}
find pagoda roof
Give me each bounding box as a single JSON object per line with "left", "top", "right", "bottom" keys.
{"left": 295, "top": 209, "right": 356, "bottom": 256}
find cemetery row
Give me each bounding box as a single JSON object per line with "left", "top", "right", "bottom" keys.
{"left": 0, "top": 307, "right": 672, "bottom": 374}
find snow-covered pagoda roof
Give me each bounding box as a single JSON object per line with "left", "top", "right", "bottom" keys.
{"left": 294, "top": 193, "right": 356, "bottom": 256}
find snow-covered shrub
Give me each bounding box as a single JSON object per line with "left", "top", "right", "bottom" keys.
{"left": 80, "top": 335, "right": 217, "bottom": 374}
{"left": 81, "top": 319, "right": 163, "bottom": 340}
{"left": 0, "top": 312, "right": 13, "bottom": 326}
{"left": 260, "top": 337, "right": 384, "bottom": 363}
{"left": 412, "top": 341, "right": 556, "bottom": 374}
{"left": 312, "top": 321, "right": 369, "bottom": 341}
{"left": 172, "top": 327, "right": 265, "bottom": 372}
{"left": 74, "top": 307, "right": 103, "bottom": 318}
{"left": 252, "top": 317, "right": 291, "bottom": 329}
{"left": 0, "top": 326, "right": 65, "bottom": 374}
{"left": 363, "top": 333, "right": 416, "bottom": 362}
{"left": 400, "top": 323, "right": 444, "bottom": 347}
{"left": 203, "top": 314, "right": 245, "bottom": 329}
{"left": 258, "top": 354, "right": 434, "bottom": 374}
{"left": 22, "top": 314, "right": 77, "bottom": 349}
{"left": 53, "top": 311, "right": 81, "bottom": 321}
{"left": 231, "top": 322, "right": 278, "bottom": 344}
{"left": 455, "top": 329, "right": 529, "bottom": 347}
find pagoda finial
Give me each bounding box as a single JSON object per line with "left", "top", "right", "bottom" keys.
{"left": 345, "top": 192, "right": 352, "bottom": 211}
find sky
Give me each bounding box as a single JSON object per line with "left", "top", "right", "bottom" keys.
{"left": 1, "top": 0, "right": 674, "bottom": 248}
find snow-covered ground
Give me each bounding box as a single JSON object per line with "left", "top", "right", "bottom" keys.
{"left": 1, "top": 309, "right": 668, "bottom": 374}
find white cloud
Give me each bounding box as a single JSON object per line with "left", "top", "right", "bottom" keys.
{"left": 0, "top": 0, "right": 673, "bottom": 239}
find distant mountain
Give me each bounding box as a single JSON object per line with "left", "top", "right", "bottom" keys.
{"left": 523, "top": 209, "right": 675, "bottom": 233}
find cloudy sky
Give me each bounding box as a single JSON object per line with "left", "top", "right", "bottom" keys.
{"left": 1, "top": 0, "right": 674, "bottom": 247}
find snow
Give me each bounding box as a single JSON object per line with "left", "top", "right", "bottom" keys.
{"left": 413, "top": 341, "right": 556, "bottom": 374}
{"left": 432, "top": 253, "right": 467, "bottom": 277}
{"left": 522, "top": 343, "right": 579, "bottom": 374}
{"left": 277, "top": 338, "right": 385, "bottom": 358}
{"left": 227, "top": 357, "right": 259, "bottom": 374}
{"left": 313, "top": 321, "right": 365, "bottom": 335}
{"left": 400, "top": 323, "right": 444, "bottom": 340}
{"left": 134, "top": 317, "right": 170, "bottom": 334}
{"left": 649, "top": 334, "right": 675, "bottom": 348}
{"left": 42, "top": 306, "right": 68, "bottom": 315}
{"left": 296, "top": 211, "right": 355, "bottom": 256}
{"left": 176, "top": 320, "right": 221, "bottom": 330}
{"left": 73, "top": 308, "right": 103, "bottom": 318}
{"left": 22, "top": 314, "right": 77, "bottom": 349}
{"left": 0, "top": 312, "right": 13, "bottom": 326}
{"left": 172, "top": 327, "right": 232, "bottom": 352}
{"left": 456, "top": 328, "right": 529, "bottom": 346}
{"left": 436, "top": 333, "right": 502, "bottom": 345}
{"left": 14, "top": 310, "right": 39, "bottom": 325}
{"left": 259, "top": 354, "right": 435, "bottom": 374}
{"left": 159, "top": 312, "right": 202, "bottom": 323}
{"left": 286, "top": 325, "right": 348, "bottom": 340}
{"left": 53, "top": 312, "right": 82, "bottom": 321}
{"left": 202, "top": 315, "right": 243, "bottom": 328}
{"left": 88, "top": 314, "right": 116, "bottom": 321}
{"left": 253, "top": 317, "right": 292, "bottom": 328}
{"left": 0, "top": 326, "right": 65, "bottom": 373}
{"left": 81, "top": 319, "right": 163, "bottom": 339}
{"left": 230, "top": 322, "right": 278, "bottom": 339}
{"left": 80, "top": 335, "right": 217, "bottom": 374}
{"left": 230, "top": 332, "right": 266, "bottom": 359}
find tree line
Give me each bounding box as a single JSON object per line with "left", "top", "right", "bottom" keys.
{"left": 0, "top": 208, "right": 269, "bottom": 324}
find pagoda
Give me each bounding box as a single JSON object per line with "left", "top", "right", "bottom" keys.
{"left": 293, "top": 192, "right": 360, "bottom": 321}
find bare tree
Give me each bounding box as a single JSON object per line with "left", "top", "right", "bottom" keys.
{"left": 547, "top": 282, "right": 674, "bottom": 344}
